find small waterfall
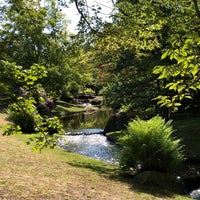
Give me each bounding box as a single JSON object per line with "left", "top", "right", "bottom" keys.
{"left": 58, "top": 129, "right": 119, "bottom": 164}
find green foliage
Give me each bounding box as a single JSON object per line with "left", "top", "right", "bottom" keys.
{"left": 0, "top": 0, "right": 94, "bottom": 99}
{"left": 28, "top": 116, "right": 64, "bottom": 152}
{"left": 1, "top": 61, "right": 64, "bottom": 151}
{"left": 153, "top": 34, "right": 200, "bottom": 114}
{"left": 2, "top": 124, "right": 23, "bottom": 136}
{"left": 81, "top": 0, "right": 200, "bottom": 115}
{"left": 119, "top": 116, "right": 184, "bottom": 173}
{"left": 0, "top": 0, "right": 48, "bottom": 67}
{"left": 6, "top": 98, "right": 39, "bottom": 132}
{"left": 152, "top": 0, "right": 200, "bottom": 114}
{"left": 89, "top": 0, "right": 168, "bottom": 112}
{"left": 0, "top": 60, "right": 47, "bottom": 96}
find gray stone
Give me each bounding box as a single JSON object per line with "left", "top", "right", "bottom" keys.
{"left": 190, "top": 189, "right": 200, "bottom": 199}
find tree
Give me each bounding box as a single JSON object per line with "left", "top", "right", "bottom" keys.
{"left": 73, "top": 0, "right": 200, "bottom": 116}
{"left": 0, "top": 0, "right": 49, "bottom": 66}
{"left": 0, "top": 0, "right": 94, "bottom": 99}
{"left": 153, "top": 0, "right": 200, "bottom": 116}
{"left": 85, "top": 0, "right": 169, "bottom": 114}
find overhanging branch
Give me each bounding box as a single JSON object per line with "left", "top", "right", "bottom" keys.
{"left": 73, "top": 0, "right": 96, "bottom": 32}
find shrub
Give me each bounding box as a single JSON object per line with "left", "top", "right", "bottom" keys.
{"left": 5, "top": 99, "right": 64, "bottom": 151}
{"left": 119, "top": 115, "right": 184, "bottom": 173}
{"left": 29, "top": 116, "right": 64, "bottom": 152}
{"left": 6, "top": 98, "right": 39, "bottom": 133}
{"left": 2, "top": 62, "right": 64, "bottom": 151}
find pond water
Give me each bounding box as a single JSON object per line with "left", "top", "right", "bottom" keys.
{"left": 58, "top": 108, "right": 119, "bottom": 164}
{"left": 61, "top": 108, "right": 112, "bottom": 131}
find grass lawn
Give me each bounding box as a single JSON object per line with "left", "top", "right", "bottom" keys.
{"left": 0, "top": 112, "right": 190, "bottom": 200}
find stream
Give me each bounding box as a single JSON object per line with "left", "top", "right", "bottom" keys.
{"left": 58, "top": 108, "right": 119, "bottom": 164}
{"left": 58, "top": 129, "right": 119, "bottom": 164}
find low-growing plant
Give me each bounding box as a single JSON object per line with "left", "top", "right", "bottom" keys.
{"left": 6, "top": 98, "right": 39, "bottom": 133}
{"left": 119, "top": 115, "right": 184, "bottom": 173}
{"left": 4, "top": 112, "right": 64, "bottom": 152}
{"left": 2, "top": 124, "right": 23, "bottom": 136}
{"left": 28, "top": 116, "right": 64, "bottom": 152}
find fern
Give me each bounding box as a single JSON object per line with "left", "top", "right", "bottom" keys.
{"left": 119, "top": 115, "right": 184, "bottom": 173}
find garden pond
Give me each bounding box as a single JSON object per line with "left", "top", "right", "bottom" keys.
{"left": 58, "top": 108, "right": 119, "bottom": 164}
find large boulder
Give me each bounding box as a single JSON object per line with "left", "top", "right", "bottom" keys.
{"left": 103, "top": 112, "right": 131, "bottom": 134}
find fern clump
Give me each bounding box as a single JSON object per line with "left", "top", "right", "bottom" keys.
{"left": 119, "top": 115, "right": 184, "bottom": 173}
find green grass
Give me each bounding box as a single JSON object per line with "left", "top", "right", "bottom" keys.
{"left": 0, "top": 109, "right": 195, "bottom": 199}
{"left": 0, "top": 131, "right": 190, "bottom": 200}
{"left": 54, "top": 104, "right": 84, "bottom": 113}
{"left": 52, "top": 100, "right": 85, "bottom": 115}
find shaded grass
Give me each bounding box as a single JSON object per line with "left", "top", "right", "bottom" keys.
{"left": 173, "top": 117, "right": 200, "bottom": 159}
{"left": 52, "top": 100, "right": 85, "bottom": 116}
{"left": 54, "top": 104, "right": 84, "bottom": 113}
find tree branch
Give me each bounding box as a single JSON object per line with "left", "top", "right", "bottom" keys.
{"left": 73, "top": 0, "right": 96, "bottom": 32}
{"left": 193, "top": 0, "right": 200, "bottom": 19}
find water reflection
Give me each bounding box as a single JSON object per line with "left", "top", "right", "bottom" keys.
{"left": 61, "top": 108, "right": 112, "bottom": 131}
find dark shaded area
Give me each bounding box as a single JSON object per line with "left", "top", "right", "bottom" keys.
{"left": 0, "top": 96, "right": 10, "bottom": 112}
{"left": 103, "top": 112, "right": 131, "bottom": 134}
{"left": 174, "top": 158, "right": 200, "bottom": 195}
{"left": 181, "top": 176, "right": 200, "bottom": 193}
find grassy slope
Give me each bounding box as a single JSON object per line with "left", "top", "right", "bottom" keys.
{"left": 0, "top": 113, "right": 190, "bottom": 200}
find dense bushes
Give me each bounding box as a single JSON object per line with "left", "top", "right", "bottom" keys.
{"left": 1, "top": 61, "right": 64, "bottom": 151}
{"left": 119, "top": 116, "right": 184, "bottom": 173}
{"left": 6, "top": 99, "right": 38, "bottom": 133}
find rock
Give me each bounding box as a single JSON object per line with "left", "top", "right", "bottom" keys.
{"left": 133, "top": 171, "right": 183, "bottom": 194}
{"left": 103, "top": 112, "right": 131, "bottom": 134}
{"left": 190, "top": 189, "right": 200, "bottom": 199}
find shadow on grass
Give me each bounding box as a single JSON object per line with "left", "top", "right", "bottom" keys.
{"left": 67, "top": 160, "right": 182, "bottom": 199}
{"left": 67, "top": 160, "right": 120, "bottom": 177}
